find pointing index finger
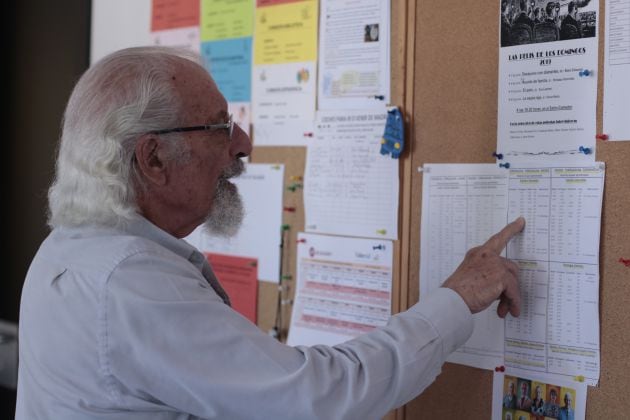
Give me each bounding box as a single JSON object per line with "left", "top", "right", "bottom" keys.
{"left": 485, "top": 217, "right": 525, "bottom": 254}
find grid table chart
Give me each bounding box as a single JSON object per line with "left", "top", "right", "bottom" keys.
{"left": 505, "top": 166, "right": 604, "bottom": 384}
{"left": 609, "top": 0, "right": 630, "bottom": 66}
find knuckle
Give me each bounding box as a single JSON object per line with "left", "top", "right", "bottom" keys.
{"left": 466, "top": 246, "right": 480, "bottom": 258}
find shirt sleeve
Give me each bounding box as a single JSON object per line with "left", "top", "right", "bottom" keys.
{"left": 103, "top": 250, "right": 473, "bottom": 419}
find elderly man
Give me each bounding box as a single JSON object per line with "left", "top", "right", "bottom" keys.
{"left": 16, "top": 46, "right": 524, "bottom": 419}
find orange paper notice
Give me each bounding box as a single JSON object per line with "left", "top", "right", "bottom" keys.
{"left": 205, "top": 253, "right": 258, "bottom": 324}
{"left": 151, "top": 0, "right": 199, "bottom": 32}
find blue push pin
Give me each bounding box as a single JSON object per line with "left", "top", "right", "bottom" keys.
{"left": 492, "top": 151, "right": 504, "bottom": 160}
{"left": 579, "top": 146, "right": 592, "bottom": 155}
{"left": 499, "top": 162, "right": 510, "bottom": 169}
{"left": 579, "top": 69, "right": 591, "bottom": 77}
{"left": 373, "top": 244, "right": 385, "bottom": 250}
{"left": 373, "top": 95, "right": 385, "bottom": 100}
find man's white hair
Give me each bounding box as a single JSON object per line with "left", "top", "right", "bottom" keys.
{"left": 48, "top": 46, "right": 202, "bottom": 228}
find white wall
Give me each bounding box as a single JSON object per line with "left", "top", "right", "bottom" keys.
{"left": 90, "top": 0, "right": 153, "bottom": 64}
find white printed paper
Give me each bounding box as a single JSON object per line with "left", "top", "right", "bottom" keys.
{"left": 317, "top": 0, "right": 390, "bottom": 110}
{"left": 287, "top": 232, "right": 393, "bottom": 346}
{"left": 251, "top": 1, "right": 318, "bottom": 146}
{"left": 304, "top": 109, "right": 399, "bottom": 240}
{"left": 497, "top": 0, "right": 599, "bottom": 163}
{"left": 604, "top": 0, "right": 630, "bottom": 140}
{"left": 505, "top": 164, "right": 604, "bottom": 385}
{"left": 252, "top": 62, "right": 317, "bottom": 146}
{"left": 420, "top": 164, "right": 509, "bottom": 370}
{"left": 229, "top": 102, "right": 251, "bottom": 137}
{"left": 419, "top": 163, "right": 604, "bottom": 385}
{"left": 185, "top": 163, "right": 284, "bottom": 283}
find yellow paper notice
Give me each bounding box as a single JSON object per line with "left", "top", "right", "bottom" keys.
{"left": 254, "top": 0, "right": 318, "bottom": 65}
{"left": 201, "top": 0, "right": 254, "bottom": 41}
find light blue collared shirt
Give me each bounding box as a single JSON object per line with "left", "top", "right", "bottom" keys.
{"left": 17, "top": 216, "right": 473, "bottom": 419}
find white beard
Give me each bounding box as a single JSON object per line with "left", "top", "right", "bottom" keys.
{"left": 202, "top": 160, "right": 245, "bottom": 237}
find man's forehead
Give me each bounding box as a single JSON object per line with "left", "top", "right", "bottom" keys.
{"left": 172, "top": 61, "right": 228, "bottom": 121}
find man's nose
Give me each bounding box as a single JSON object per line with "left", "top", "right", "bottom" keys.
{"left": 230, "top": 123, "right": 253, "bottom": 159}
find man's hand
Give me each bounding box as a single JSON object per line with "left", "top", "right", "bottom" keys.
{"left": 442, "top": 217, "right": 525, "bottom": 318}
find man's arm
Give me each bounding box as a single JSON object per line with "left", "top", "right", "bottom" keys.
{"left": 102, "top": 218, "right": 524, "bottom": 418}
{"left": 105, "top": 257, "right": 473, "bottom": 419}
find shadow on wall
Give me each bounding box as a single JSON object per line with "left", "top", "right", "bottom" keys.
{"left": 3, "top": 1, "right": 90, "bottom": 416}
{"left": 5, "top": 1, "right": 91, "bottom": 324}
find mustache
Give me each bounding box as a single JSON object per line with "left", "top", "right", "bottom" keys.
{"left": 220, "top": 159, "right": 245, "bottom": 180}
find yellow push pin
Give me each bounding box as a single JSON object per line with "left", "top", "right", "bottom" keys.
{"left": 376, "top": 229, "right": 387, "bottom": 235}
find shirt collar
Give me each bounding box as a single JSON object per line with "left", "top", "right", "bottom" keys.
{"left": 125, "top": 216, "right": 231, "bottom": 305}
{"left": 124, "top": 215, "right": 200, "bottom": 263}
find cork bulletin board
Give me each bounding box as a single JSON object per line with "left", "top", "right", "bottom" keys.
{"left": 398, "top": 0, "right": 630, "bottom": 419}
{"left": 251, "top": 0, "right": 630, "bottom": 418}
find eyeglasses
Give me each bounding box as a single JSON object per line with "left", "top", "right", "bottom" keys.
{"left": 149, "top": 114, "right": 233, "bottom": 139}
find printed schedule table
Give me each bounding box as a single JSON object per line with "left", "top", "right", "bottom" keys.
{"left": 609, "top": 0, "right": 630, "bottom": 66}
{"left": 288, "top": 233, "right": 393, "bottom": 346}
{"left": 420, "top": 163, "right": 604, "bottom": 385}
{"left": 420, "top": 164, "right": 509, "bottom": 370}
{"left": 506, "top": 166, "right": 604, "bottom": 384}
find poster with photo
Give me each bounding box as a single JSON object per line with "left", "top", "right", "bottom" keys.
{"left": 497, "top": 0, "right": 598, "bottom": 164}
{"left": 493, "top": 369, "right": 586, "bottom": 420}
{"left": 317, "top": 0, "right": 390, "bottom": 110}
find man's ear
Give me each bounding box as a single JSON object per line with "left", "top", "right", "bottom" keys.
{"left": 134, "top": 134, "right": 168, "bottom": 186}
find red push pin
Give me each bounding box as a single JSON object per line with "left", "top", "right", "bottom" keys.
{"left": 619, "top": 257, "right": 630, "bottom": 267}
{"left": 494, "top": 366, "right": 505, "bottom": 372}
{"left": 297, "top": 238, "right": 307, "bottom": 243}
{"left": 303, "top": 132, "right": 314, "bottom": 137}
{"left": 283, "top": 207, "right": 296, "bottom": 212}
{"left": 596, "top": 134, "right": 609, "bottom": 141}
